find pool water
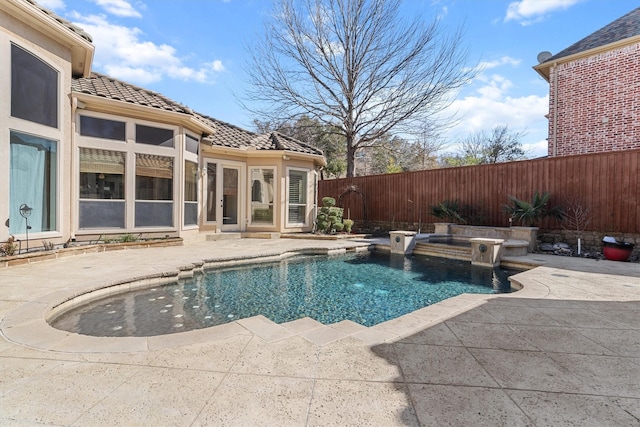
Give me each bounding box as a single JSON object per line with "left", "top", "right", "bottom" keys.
{"left": 51, "top": 252, "right": 515, "bottom": 337}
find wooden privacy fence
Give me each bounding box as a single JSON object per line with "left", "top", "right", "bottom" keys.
{"left": 318, "top": 149, "right": 640, "bottom": 234}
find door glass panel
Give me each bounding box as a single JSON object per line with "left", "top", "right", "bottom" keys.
{"left": 9, "top": 131, "right": 58, "bottom": 234}
{"left": 223, "top": 167, "right": 238, "bottom": 225}
{"left": 206, "top": 164, "right": 216, "bottom": 222}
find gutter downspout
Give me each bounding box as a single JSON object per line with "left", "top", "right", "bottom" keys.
{"left": 312, "top": 169, "right": 319, "bottom": 233}
{"left": 552, "top": 61, "right": 558, "bottom": 157}
{"left": 70, "top": 96, "right": 78, "bottom": 241}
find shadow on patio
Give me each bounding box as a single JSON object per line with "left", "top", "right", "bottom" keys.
{"left": 372, "top": 297, "right": 640, "bottom": 425}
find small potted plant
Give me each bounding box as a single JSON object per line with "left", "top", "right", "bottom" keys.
{"left": 602, "top": 236, "right": 634, "bottom": 261}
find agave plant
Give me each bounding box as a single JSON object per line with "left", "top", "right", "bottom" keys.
{"left": 430, "top": 200, "right": 467, "bottom": 224}
{"left": 504, "top": 191, "right": 565, "bottom": 226}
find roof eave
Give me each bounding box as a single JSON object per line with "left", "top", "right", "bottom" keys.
{"left": 72, "top": 92, "right": 216, "bottom": 135}
{"left": 204, "top": 145, "right": 327, "bottom": 166}
{"left": 3, "top": 0, "right": 95, "bottom": 77}
{"left": 534, "top": 35, "right": 640, "bottom": 83}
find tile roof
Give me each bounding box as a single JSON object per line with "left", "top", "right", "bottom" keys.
{"left": 199, "top": 114, "right": 323, "bottom": 155}
{"left": 72, "top": 73, "right": 323, "bottom": 156}
{"left": 26, "top": 0, "right": 93, "bottom": 43}
{"left": 544, "top": 7, "right": 640, "bottom": 63}
{"left": 72, "top": 72, "right": 192, "bottom": 114}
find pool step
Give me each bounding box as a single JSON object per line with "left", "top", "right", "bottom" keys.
{"left": 413, "top": 242, "right": 472, "bottom": 261}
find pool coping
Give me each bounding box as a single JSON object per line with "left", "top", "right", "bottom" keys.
{"left": 0, "top": 244, "right": 547, "bottom": 354}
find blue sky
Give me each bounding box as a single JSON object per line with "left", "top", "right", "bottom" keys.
{"left": 41, "top": 0, "right": 637, "bottom": 158}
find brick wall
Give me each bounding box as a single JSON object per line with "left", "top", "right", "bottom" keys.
{"left": 549, "top": 42, "right": 640, "bottom": 156}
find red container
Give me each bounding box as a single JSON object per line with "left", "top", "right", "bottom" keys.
{"left": 602, "top": 242, "right": 634, "bottom": 261}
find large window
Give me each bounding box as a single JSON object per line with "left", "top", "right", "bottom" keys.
{"left": 80, "top": 116, "right": 126, "bottom": 141}
{"left": 287, "top": 169, "right": 307, "bottom": 225}
{"left": 80, "top": 148, "right": 125, "bottom": 199}
{"left": 78, "top": 148, "right": 125, "bottom": 229}
{"left": 9, "top": 131, "right": 57, "bottom": 234}
{"left": 136, "top": 124, "right": 174, "bottom": 147}
{"left": 250, "top": 168, "right": 275, "bottom": 224}
{"left": 184, "top": 161, "right": 198, "bottom": 226}
{"left": 11, "top": 44, "right": 58, "bottom": 128}
{"left": 135, "top": 154, "right": 173, "bottom": 227}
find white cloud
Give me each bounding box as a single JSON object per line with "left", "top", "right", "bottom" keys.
{"left": 103, "top": 65, "right": 160, "bottom": 84}
{"left": 522, "top": 138, "right": 549, "bottom": 158}
{"left": 479, "top": 56, "right": 521, "bottom": 70}
{"left": 442, "top": 74, "right": 549, "bottom": 157}
{"left": 210, "top": 60, "right": 225, "bottom": 72}
{"left": 92, "top": 0, "right": 141, "bottom": 18}
{"left": 505, "top": 0, "right": 583, "bottom": 25}
{"left": 37, "top": 0, "right": 65, "bottom": 10}
{"left": 70, "top": 13, "right": 225, "bottom": 85}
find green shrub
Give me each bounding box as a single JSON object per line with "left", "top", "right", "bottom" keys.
{"left": 0, "top": 236, "right": 17, "bottom": 257}
{"left": 430, "top": 200, "right": 467, "bottom": 224}
{"left": 120, "top": 234, "right": 138, "bottom": 243}
{"left": 343, "top": 219, "right": 354, "bottom": 233}
{"left": 316, "top": 198, "right": 344, "bottom": 233}
{"left": 322, "top": 197, "right": 336, "bottom": 207}
{"left": 503, "top": 191, "right": 565, "bottom": 226}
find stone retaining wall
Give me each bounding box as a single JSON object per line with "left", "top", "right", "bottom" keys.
{"left": 539, "top": 230, "right": 640, "bottom": 258}
{"left": 0, "top": 238, "right": 183, "bottom": 269}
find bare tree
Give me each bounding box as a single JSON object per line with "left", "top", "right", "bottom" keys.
{"left": 244, "top": 0, "right": 476, "bottom": 177}
{"left": 414, "top": 122, "right": 447, "bottom": 170}
{"left": 561, "top": 194, "right": 591, "bottom": 255}
{"left": 441, "top": 125, "right": 527, "bottom": 166}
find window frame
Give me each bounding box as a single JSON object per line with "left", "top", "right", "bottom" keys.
{"left": 286, "top": 167, "right": 309, "bottom": 227}
{"left": 249, "top": 167, "right": 276, "bottom": 226}
{"left": 135, "top": 123, "right": 174, "bottom": 148}
{"left": 183, "top": 160, "right": 198, "bottom": 227}
{"left": 10, "top": 43, "right": 59, "bottom": 129}
{"left": 74, "top": 111, "right": 180, "bottom": 234}
{"left": 79, "top": 115, "right": 126, "bottom": 141}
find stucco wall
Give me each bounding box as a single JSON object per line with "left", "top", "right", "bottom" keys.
{"left": 548, "top": 42, "right": 640, "bottom": 157}
{"left": 0, "top": 8, "right": 74, "bottom": 244}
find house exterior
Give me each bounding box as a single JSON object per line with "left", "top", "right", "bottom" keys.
{"left": 1, "top": 0, "right": 325, "bottom": 248}
{"left": 534, "top": 7, "right": 640, "bottom": 157}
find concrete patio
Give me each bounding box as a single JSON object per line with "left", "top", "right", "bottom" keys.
{"left": 1, "top": 237, "right": 639, "bottom": 426}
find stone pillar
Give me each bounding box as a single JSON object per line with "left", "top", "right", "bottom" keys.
{"left": 389, "top": 231, "right": 417, "bottom": 254}
{"left": 433, "top": 223, "right": 452, "bottom": 234}
{"left": 470, "top": 238, "right": 504, "bottom": 268}
{"left": 510, "top": 227, "right": 538, "bottom": 253}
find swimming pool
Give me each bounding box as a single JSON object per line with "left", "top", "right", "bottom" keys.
{"left": 50, "top": 252, "right": 515, "bottom": 337}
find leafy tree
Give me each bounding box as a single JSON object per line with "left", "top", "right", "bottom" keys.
{"left": 254, "top": 117, "right": 347, "bottom": 178}
{"left": 244, "top": 0, "right": 476, "bottom": 177}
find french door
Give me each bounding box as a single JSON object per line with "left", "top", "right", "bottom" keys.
{"left": 205, "top": 161, "right": 244, "bottom": 231}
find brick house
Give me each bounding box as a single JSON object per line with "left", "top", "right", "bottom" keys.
{"left": 534, "top": 7, "right": 640, "bottom": 157}
{"left": 1, "top": 0, "right": 326, "bottom": 247}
